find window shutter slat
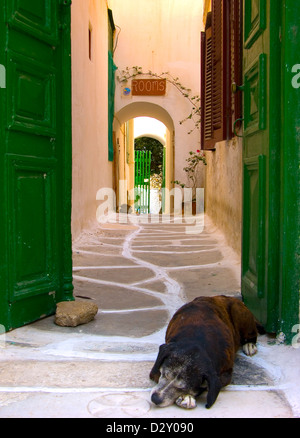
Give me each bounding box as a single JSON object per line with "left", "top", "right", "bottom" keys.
{"left": 201, "top": 0, "right": 242, "bottom": 150}
{"left": 201, "top": 31, "right": 205, "bottom": 148}
{"left": 211, "top": 0, "right": 225, "bottom": 143}
{"left": 204, "top": 28, "right": 213, "bottom": 140}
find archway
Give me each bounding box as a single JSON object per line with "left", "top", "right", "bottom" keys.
{"left": 113, "top": 102, "right": 175, "bottom": 214}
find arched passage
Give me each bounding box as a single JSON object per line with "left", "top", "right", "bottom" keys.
{"left": 115, "top": 102, "right": 175, "bottom": 132}
{"left": 113, "top": 102, "right": 175, "bottom": 213}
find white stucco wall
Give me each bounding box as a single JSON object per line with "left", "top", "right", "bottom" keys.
{"left": 71, "top": 0, "right": 113, "bottom": 240}
{"left": 205, "top": 137, "right": 243, "bottom": 255}
{"left": 109, "top": 0, "right": 204, "bottom": 188}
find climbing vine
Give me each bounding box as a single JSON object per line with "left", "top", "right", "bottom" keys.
{"left": 117, "top": 66, "right": 201, "bottom": 135}
{"left": 173, "top": 149, "right": 207, "bottom": 200}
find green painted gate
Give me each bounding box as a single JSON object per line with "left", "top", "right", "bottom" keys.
{"left": 242, "top": 0, "right": 300, "bottom": 340}
{"left": 134, "top": 150, "right": 151, "bottom": 214}
{"left": 0, "top": 0, "right": 73, "bottom": 331}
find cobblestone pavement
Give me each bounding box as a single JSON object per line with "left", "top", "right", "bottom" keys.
{"left": 0, "top": 215, "right": 299, "bottom": 418}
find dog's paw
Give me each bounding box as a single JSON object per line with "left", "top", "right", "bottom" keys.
{"left": 175, "top": 395, "right": 197, "bottom": 410}
{"left": 243, "top": 342, "right": 257, "bottom": 356}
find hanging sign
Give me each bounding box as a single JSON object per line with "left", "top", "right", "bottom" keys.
{"left": 131, "top": 79, "right": 166, "bottom": 96}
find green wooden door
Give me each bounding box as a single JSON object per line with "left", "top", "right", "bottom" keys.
{"left": 0, "top": 0, "right": 73, "bottom": 331}
{"left": 279, "top": 0, "right": 300, "bottom": 342}
{"left": 242, "top": 0, "right": 281, "bottom": 331}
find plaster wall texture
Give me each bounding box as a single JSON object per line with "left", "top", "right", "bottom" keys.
{"left": 71, "top": 0, "right": 113, "bottom": 240}
{"left": 205, "top": 137, "right": 243, "bottom": 255}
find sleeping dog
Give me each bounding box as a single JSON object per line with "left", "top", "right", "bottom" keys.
{"left": 150, "top": 296, "right": 262, "bottom": 409}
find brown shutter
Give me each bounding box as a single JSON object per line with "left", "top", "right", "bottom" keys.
{"left": 212, "top": 0, "right": 223, "bottom": 134}
{"left": 201, "top": 0, "right": 242, "bottom": 150}
{"left": 201, "top": 31, "right": 206, "bottom": 149}
{"left": 201, "top": 24, "right": 214, "bottom": 148}
{"left": 230, "top": 0, "right": 243, "bottom": 134}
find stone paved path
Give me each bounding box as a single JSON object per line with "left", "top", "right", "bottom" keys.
{"left": 0, "top": 216, "right": 298, "bottom": 418}
{"left": 70, "top": 217, "right": 241, "bottom": 345}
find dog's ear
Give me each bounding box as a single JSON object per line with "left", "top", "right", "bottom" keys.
{"left": 149, "top": 343, "right": 173, "bottom": 383}
{"left": 205, "top": 372, "right": 222, "bottom": 409}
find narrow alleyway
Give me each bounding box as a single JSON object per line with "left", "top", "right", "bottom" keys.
{"left": 0, "top": 216, "right": 298, "bottom": 418}
{"left": 71, "top": 216, "right": 241, "bottom": 344}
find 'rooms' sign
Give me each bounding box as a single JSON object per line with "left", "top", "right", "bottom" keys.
{"left": 131, "top": 79, "right": 166, "bottom": 96}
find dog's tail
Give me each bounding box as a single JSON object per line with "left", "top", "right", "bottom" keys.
{"left": 255, "top": 319, "right": 266, "bottom": 335}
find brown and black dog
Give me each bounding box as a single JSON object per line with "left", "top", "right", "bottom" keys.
{"left": 150, "top": 296, "right": 262, "bottom": 409}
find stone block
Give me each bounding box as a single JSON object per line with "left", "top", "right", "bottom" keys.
{"left": 55, "top": 301, "right": 98, "bottom": 327}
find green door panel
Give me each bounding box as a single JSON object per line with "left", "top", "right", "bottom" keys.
{"left": 242, "top": 0, "right": 281, "bottom": 330}
{"left": 0, "top": 0, "right": 73, "bottom": 331}
{"left": 244, "top": 0, "right": 266, "bottom": 49}
{"left": 7, "top": 0, "right": 59, "bottom": 44}
{"left": 8, "top": 156, "right": 58, "bottom": 301}
{"left": 242, "top": 155, "right": 266, "bottom": 301}
{"left": 243, "top": 53, "right": 267, "bottom": 133}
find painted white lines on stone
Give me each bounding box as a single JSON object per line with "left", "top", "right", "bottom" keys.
{"left": 73, "top": 274, "right": 167, "bottom": 303}
{"left": 131, "top": 248, "right": 217, "bottom": 254}
{"left": 71, "top": 217, "right": 240, "bottom": 360}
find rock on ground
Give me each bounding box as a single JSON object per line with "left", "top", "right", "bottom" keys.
{"left": 55, "top": 301, "right": 98, "bottom": 327}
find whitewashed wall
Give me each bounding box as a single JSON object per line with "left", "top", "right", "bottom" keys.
{"left": 71, "top": 0, "right": 113, "bottom": 240}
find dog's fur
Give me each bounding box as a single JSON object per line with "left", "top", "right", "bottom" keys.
{"left": 150, "top": 296, "right": 261, "bottom": 409}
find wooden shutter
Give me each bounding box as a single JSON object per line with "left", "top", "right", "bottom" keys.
{"left": 201, "top": 0, "right": 242, "bottom": 150}
{"left": 230, "top": 0, "right": 243, "bottom": 134}
{"left": 201, "top": 23, "right": 213, "bottom": 147}
{"left": 212, "top": 0, "right": 223, "bottom": 136}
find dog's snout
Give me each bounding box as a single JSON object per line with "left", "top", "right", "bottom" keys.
{"left": 151, "top": 392, "right": 163, "bottom": 406}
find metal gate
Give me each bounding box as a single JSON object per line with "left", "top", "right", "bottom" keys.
{"left": 134, "top": 150, "right": 151, "bottom": 214}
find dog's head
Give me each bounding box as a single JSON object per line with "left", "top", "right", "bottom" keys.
{"left": 150, "top": 342, "right": 222, "bottom": 409}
